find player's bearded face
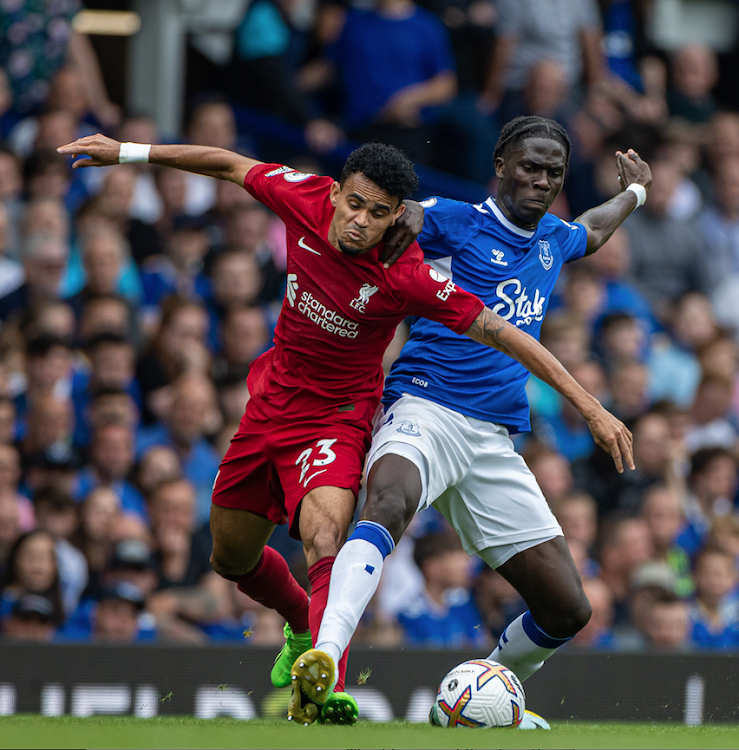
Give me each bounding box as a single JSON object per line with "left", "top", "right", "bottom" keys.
{"left": 329, "top": 175, "right": 404, "bottom": 256}
{"left": 495, "top": 138, "right": 566, "bottom": 229}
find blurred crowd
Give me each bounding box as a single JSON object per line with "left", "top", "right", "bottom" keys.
{"left": 1, "top": 0, "right": 739, "bottom": 654}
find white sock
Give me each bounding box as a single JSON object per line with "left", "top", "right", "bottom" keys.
{"left": 487, "top": 611, "right": 572, "bottom": 682}
{"left": 315, "top": 521, "right": 395, "bottom": 678}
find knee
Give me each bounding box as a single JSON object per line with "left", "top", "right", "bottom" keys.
{"left": 303, "top": 518, "right": 345, "bottom": 562}
{"left": 564, "top": 595, "right": 592, "bottom": 635}
{"left": 364, "top": 485, "right": 414, "bottom": 543}
{"left": 209, "top": 544, "right": 261, "bottom": 580}
{"left": 533, "top": 591, "right": 592, "bottom": 639}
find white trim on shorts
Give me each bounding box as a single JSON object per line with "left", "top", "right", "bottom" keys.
{"left": 366, "top": 394, "right": 563, "bottom": 567}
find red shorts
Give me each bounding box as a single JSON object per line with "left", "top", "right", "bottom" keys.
{"left": 212, "top": 400, "right": 372, "bottom": 539}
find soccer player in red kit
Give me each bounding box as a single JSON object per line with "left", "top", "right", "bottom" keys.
{"left": 58, "top": 134, "right": 632, "bottom": 725}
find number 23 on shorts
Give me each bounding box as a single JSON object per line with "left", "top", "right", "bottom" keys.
{"left": 295, "top": 439, "right": 338, "bottom": 488}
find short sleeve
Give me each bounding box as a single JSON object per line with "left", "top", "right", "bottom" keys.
{"left": 418, "top": 198, "right": 481, "bottom": 260}
{"left": 553, "top": 217, "right": 588, "bottom": 263}
{"left": 395, "top": 252, "right": 484, "bottom": 333}
{"left": 244, "top": 163, "right": 332, "bottom": 224}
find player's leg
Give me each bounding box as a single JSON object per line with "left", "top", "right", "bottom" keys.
{"left": 485, "top": 536, "right": 591, "bottom": 681}
{"left": 313, "top": 396, "right": 470, "bottom": 676}
{"left": 209, "top": 504, "right": 311, "bottom": 638}
{"left": 300, "top": 483, "right": 358, "bottom": 687}
{"left": 209, "top": 407, "right": 312, "bottom": 678}
{"left": 287, "top": 484, "right": 356, "bottom": 723}
{"left": 434, "top": 416, "right": 590, "bottom": 683}
{"left": 313, "top": 452, "right": 421, "bottom": 671}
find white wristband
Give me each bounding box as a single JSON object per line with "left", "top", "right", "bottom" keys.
{"left": 119, "top": 142, "right": 151, "bottom": 164}
{"left": 626, "top": 182, "right": 646, "bottom": 208}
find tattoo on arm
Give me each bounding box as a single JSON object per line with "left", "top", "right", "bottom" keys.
{"left": 466, "top": 308, "right": 510, "bottom": 350}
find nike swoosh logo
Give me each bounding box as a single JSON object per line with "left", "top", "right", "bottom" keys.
{"left": 298, "top": 236, "right": 321, "bottom": 255}
{"left": 303, "top": 468, "right": 328, "bottom": 487}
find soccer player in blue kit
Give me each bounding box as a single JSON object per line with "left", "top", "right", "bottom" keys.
{"left": 293, "top": 116, "right": 652, "bottom": 725}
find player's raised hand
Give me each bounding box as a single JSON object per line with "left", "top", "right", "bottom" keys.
{"left": 380, "top": 199, "right": 424, "bottom": 269}
{"left": 584, "top": 404, "right": 635, "bottom": 474}
{"left": 616, "top": 148, "right": 652, "bottom": 191}
{"left": 57, "top": 133, "right": 123, "bottom": 168}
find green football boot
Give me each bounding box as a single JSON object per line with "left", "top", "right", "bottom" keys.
{"left": 270, "top": 624, "right": 313, "bottom": 688}
{"left": 318, "top": 692, "right": 359, "bottom": 725}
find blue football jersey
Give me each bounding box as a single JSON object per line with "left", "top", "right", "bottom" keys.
{"left": 383, "top": 197, "right": 587, "bottom": 432}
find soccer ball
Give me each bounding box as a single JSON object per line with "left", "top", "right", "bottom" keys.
{"left": 430, "top": 659, "right": 525, "bottom": 729}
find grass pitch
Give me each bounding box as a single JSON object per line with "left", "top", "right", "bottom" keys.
{"left": 2, "top": 716, "right": 739, "bottom": 749}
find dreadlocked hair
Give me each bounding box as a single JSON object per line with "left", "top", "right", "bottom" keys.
{"left": 493, "top": 116, "right": 572, "bottom": 168}
{"left": 340, "top": 142, "right": 419, "bottom": 202}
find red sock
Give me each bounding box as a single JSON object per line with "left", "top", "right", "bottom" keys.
{"left": 308, "top": 556, "right": 350, "bottom": 692}
{"left": 234, "top": 546, "right": 310, "bottom": 633}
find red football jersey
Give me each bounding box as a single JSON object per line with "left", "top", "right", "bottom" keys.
{"left": 243, "top": 163, "right": 484, "bottom": 425}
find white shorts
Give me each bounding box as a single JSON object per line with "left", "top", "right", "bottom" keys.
{"left": 366, "top": 394, "right": 563, "bottom": 568}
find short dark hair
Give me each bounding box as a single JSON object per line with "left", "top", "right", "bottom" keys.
{"left": 600, "top": 312, "right": 638, "bottom": 334}
{"left": 340, "top": 143, "right": 419, "bottom": 202}
{"left": 690, "top": 446, "right": 736, "bottom": 480}
{"left": 413, "top": 531, "right": 463, "bottom": 570}
{"left": 90, "top": 385, "right": 131, "bottom": 402}
{"left": 85, "top": 331, "right": 132, "bottom": 353}
{"left": 25, "top": 333, "right": 72, "bottom": 357}
{"left": 23, "top": 149, "right": 70, "bottom": 183}
{"left": 494, "top": 116, "right": 572, "bottom": 168}
{"left": 33, "top": 485, "right": 76, "bottom": 512}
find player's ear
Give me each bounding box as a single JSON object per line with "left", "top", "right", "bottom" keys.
{"left": 390, "top": 201, "right": 406, "bottom": 224}
{"left": 494, "top": 157, "right": 505, "bottom": 180}
{"left": 330, "top": 181, "right": 340, "bottom": 207}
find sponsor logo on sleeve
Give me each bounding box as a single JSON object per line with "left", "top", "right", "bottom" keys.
{"left": 428, "top": 268, "right": 448, "bottom": 283}
{"left": 265, "top": 165, "right": 294, "bottom": 177}
{"left": 284, "top": 171, "right": 315, "bottom": 183}
{"left": 428, "top": 267, "right": 457, "bottom": 301}
{"left": 420, "top": 197, "right": 437, "bottom": 208}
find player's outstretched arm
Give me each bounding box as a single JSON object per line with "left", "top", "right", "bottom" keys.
{"left": 576, "top": 148, "right": 652, "bottom": 256}
{"left": 57, "top": 134, "right": 262, "bottom": 186}
{"left": 464, "top": 307, "right": 635, "bottom": 473}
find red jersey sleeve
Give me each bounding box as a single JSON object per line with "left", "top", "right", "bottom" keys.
{"left": 392, "top": 246, "right": 484, "bottom": 334}
{"left": 244, "top": 163, "right": 333, "bottom": 224}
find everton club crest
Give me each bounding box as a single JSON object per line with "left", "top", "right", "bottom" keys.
{"left": 538, "top": 240, "right": 553, "bottom": 270}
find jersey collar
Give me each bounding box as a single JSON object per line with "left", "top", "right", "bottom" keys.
{"left": 485, "top": 197, "right": 536, "bottom": 239}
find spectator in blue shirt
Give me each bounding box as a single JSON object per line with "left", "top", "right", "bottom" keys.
{"left": 140, "top": 215, "right": 211, "bottom": 323}
{"left": 63, "top": 538, "right": 159, "bottom": 639}
{"left": 57, "top": 581, "right": 154, "bottom": 643}
{"left": 677, "top": 447, "right": 739, "bottom": 559}
{"left": 568, "top": 577, "right": 617, "bottom": 649}
{"left": 689, "top": 547, "right": 739, "bottom": 649}
{"left": 136, "top": 375, "right": 221, "bottom": 523}
{"left": 397, "top": 531, "right": 486, "bottom": 648}
{"left": 535, "top": 360, "right": 604, "bottom": 463}
{"left": 320, "top": 0, "right": 457, "bottom": 165}
{"left": 2, "top": 593, "right": 57, "bottom": 641}
{"left": 74, "top": 423, "right": 148, "bottom": 522}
